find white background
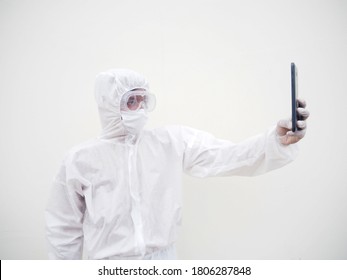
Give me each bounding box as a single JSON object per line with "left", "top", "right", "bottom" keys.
{"left": 0, "top": 0, "right": 346, "bottom": 259}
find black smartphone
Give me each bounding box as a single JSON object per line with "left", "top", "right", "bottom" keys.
{"left": 291, "top": 63, "right": 298, "bottom": 132}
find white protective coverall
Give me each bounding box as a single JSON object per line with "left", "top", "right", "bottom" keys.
{"left": 45, "top": 68, "right": 299, "bottom": 260}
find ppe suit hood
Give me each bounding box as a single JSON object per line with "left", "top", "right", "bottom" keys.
{"left": 94, "top": 68, "right": 150, "bottom": 140}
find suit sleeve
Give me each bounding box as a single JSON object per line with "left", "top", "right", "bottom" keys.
{"left": 45, "top": 156, "right": 86, "bottom": 259}
{"left": 182, "top": 125, "right": 299, "bottom": 177}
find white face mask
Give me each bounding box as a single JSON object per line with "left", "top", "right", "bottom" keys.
{"left": 121, "top": 109, "right": 148, "bottom": 136}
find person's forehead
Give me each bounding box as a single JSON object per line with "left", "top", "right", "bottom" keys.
{"left": 127, "top": 89, "right": 147, "bottom": 98}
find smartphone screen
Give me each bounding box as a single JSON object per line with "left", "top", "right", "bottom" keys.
{"left": 291, "top": 63, "right": 298, "bottom": 132}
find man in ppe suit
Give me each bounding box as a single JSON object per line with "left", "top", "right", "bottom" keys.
{"left": 45, "top": 68, "right": 310, "bottom": 259}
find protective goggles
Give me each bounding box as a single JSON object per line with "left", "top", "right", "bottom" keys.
{"left": 120, "top": 90, "right": 156, "bottom": 112}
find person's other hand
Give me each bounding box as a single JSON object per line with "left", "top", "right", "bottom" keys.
{"left": 276, "top": 99, "right": 310, "bottom": 145}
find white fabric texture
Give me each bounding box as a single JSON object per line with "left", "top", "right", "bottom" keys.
{"left": 121, "top": 109, "right": 149, "bottom": 136}
{"left": 45, "top": 69, "right": 299, "bottom": 260}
